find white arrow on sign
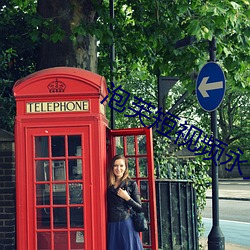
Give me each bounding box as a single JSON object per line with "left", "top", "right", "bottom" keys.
{"left": 198, "top": 76, "right": 223, "bottom": 98}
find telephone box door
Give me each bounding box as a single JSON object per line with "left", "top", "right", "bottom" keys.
{"left": 26, "top": 126, "right": 92, "bottom": 250}
{"left": 109, "top": 127, "right": 158, "bottom": 250}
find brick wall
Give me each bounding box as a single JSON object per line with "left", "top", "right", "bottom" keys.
{"left": 0, "top": 129, "right": 15, "bottom": 250}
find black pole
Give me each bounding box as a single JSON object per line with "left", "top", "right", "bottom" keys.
{"left": 110, "top": 0, "right": 115, "bottom": 129}
{"left": 208, "top": 37, "right": 225, "bottom": 250}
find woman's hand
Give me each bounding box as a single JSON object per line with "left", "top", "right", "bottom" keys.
{"left": 117, "top": 188, "right": 131, "bottom": 201}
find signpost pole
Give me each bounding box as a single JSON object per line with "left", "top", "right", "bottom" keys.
{"left": 208, "top": 37, "right": 225, "bottom": 250}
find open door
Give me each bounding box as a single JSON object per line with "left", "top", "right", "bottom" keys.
{"left": 108, "top": 127, "right": 158, "bottom": 250}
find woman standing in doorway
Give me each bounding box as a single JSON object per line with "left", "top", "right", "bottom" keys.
{"left": 107, "top": 154, "right": 144, "bottom": 250}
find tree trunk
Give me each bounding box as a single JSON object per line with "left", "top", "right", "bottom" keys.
{"left": 219, "top": 147, "right": 229, "bottom": 178}
{"left": 37, "top": 0, "right": 99, "bottom": 72}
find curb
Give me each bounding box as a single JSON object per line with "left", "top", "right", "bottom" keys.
{"left": 218, "top": 179, "right": 250, "bottom": 182}
{"left": 206, "top": 196, "right": 250, "bottom": 201}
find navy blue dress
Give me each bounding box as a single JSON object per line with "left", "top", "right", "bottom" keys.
{"left": 107, "top": 180, "right": 144, "bottom": 250}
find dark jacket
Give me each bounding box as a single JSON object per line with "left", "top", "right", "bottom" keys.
{"left": 107, "top": 179, "right": 142, "bottom": 222}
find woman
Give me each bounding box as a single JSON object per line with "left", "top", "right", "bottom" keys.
{"left": 107, "top": 154, "right": 144, "bottom": 250}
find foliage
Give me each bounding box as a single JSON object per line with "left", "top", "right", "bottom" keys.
{"left": 0, "top": 1, "right": 38, "bottom": 77}
{"left": 96, "top": 0, "right": 250, "bottom": 177}
{"left": 0, "top": 0, "right": 37, "bottom": 131}
{"left": 154, "top": 135, "right": 211, "bottom": 240}
{"left": 98, "top": 0, "right": 249, "bottom": 90}
{"left": 218, "top": 88, "right": 250, "bottom": 152}
{"left": 172, "top": 85, "right": 250, "bottom": 177}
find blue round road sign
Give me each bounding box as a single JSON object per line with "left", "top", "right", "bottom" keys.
{"left": 196, "top": 62, "right": 226, "bottom": 112}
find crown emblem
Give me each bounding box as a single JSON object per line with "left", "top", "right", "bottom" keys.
{"left": 47, "top": 79, "right": 66, "bottom": 93}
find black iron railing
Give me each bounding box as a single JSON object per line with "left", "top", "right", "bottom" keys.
{"left": 156, "top": 179, "right": 198, "bottom": 250}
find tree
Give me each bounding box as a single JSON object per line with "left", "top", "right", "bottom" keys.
{"left": 97, "top": 0, "right": 250, "bottom": 180}
{"left": 217, "top": 88, "right": 250, "bottom": 177}
{"left": 100, "top": 0, "right": 249, "bottom": 89}
{"left": 0, "top": 0, "right": 37, "bottom": 131}
{"left": 37, "top": 0, "right": 101, "bottom": 71}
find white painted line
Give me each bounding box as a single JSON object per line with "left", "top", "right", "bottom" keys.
{"left": 203, "top": 217, "right": 250, "bottom": 225}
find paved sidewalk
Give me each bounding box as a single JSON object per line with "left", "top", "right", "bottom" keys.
{"left": 200, "top": 238, "right": 250, "bottom": 250}
{"left": 206, "top": 188, "right": 250, "bottom": 200}
{"left": 206, "top": 179, "right": 250, "bottom": 200}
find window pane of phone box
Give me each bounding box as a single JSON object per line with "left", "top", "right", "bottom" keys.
{"left": 52, "top": 161, "right": 66, "bottom": 181}
{"left": 71, "top": 231, "right": 84, "bottom": 249}
{"left": 52, "top": 136, "right": 65, "bottom": 157}
{"left": 69, "top": 159, "right": 82, "bottom": 180}
{"left": 37, "top": 232, "right": 51, "bottom": 249}
{"left": 70, "top": 207, "right": 84, "bottom": 227}
{"left": 35, "top": 136, "right": 49, "bottom": 158}
{"left": 36, "top": 160, "right": 49, "bottom": 181}
{"left": 68, "top": 135, "right": 82, "bottom": 156}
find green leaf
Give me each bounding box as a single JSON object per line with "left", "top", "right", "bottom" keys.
{"left": 230, "top": 1, "right": 241, "bottom": 10}
{"left": 187, "top": 19, "right": 201, "bottom": 36}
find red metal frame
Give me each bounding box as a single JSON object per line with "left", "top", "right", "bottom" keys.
{"left": 108, "top": 127, "right": 158, "bottom": 250}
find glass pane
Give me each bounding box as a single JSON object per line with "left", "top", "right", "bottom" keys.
{"left": 115, "top": 136, "right": 124, "bottom": 155}
{"left": 53, "top": 184, "right": 66, "bottom": 204}
{"left": 140, "top": 180, "right": 149, "bottom": 200}
{"left": 126, "top": 136, "right": 135, "bottom": 155}
{"left": 69, "top": 159, "right": 82, "bottom": 180}
{"left": 142, "top": 202, "right": 150, "bottom": 222}
{"left": 52, "top": 161, "right": 66, "bottom": 181}
{"left": 138, "top": 135, "right": 146, "bottom": 154}
{"left": 139, "top": 157, "right": 148, "bottom": 177}
{"left": 43, "top": 185, "right": 50, "bottom": 205}
{"left": 68, "top": 135, "right": 81, "bottom": 156}
{"left": 54, "top": 231, "right": 68, "bottom": 249}
{"left": 36, "top": 160, "right": 49, "bottom": 181}
{"left": 37, "top": 208, "right": 50, "bottom": 229}
{"left": 69, "top": 183, "right": 83, "bottom": 204}
{"left": 70, "top": 207, "right": 83, "bottom": 227}
{"left": 71, "top": 231, "right": 84, "bottom": 247}
{"left": 52, "top": 136, "right": 65, "bottom": 157}
{"left": 35, "top": 136, "right": 49, "bottom": 157}
{"left": 53, "top": 208, "right": 67, "bottom": 227}
{"left": 142, "top": 227, "right": 151, "bottom": 247}
{"left": 37, "top": 232, "right": 51, "bottom": 250}
{"left": 127, "top": 158, "right": 136, "bottom": 177}
{"left": 36, "top": 184, "right": 46, "bottom": 205}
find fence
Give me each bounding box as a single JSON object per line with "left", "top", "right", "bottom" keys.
{"left": 156, "top": 179, "right": 198, "bottom": 250}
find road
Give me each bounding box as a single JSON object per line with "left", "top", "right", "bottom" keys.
{"left": 202, "top": 199, "right": 250, "bottom": 223}
{"left": 202, "top": 181, "right": 250, "bottom": 249}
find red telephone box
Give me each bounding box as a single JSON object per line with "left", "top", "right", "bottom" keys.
{"left": 13, "top": 67, "right": 158, "bottom": 250}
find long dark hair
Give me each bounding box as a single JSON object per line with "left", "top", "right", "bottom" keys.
{"left": 107, "top": 154, "right": 130, "bottom": 187}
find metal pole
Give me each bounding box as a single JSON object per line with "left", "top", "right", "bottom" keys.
{"left": 110, "top": 0, "right": 115, "bottom": 129}
{"left": 208, "top": 37, "right": 225, "bottom": 250}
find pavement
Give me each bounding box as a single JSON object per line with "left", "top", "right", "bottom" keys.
{"left": 206, "top": 178, "right": 250, "bottom": 201}
{"left": 200, "top": 238, "right": 250, "bottom": 250}
{"left": 201, "top": 178, "right": 250, "bottom": 250}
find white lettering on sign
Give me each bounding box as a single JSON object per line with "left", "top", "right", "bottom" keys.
{"left": 26, "top": 101, "right": 89, "bottom": 113}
